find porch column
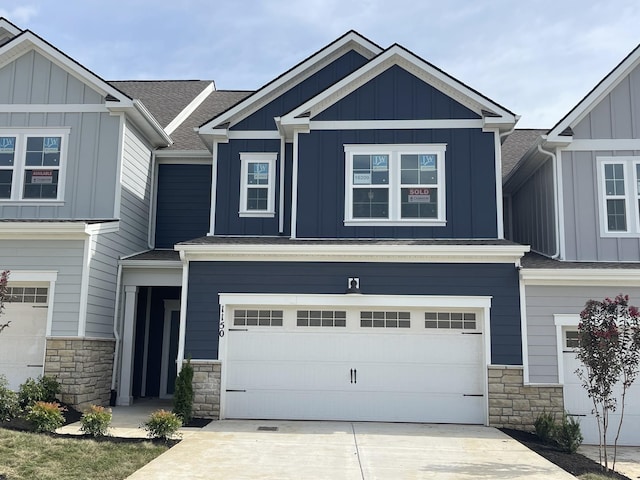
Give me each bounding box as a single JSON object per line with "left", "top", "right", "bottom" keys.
{"left": 117, "top": 285, "right": 138, "bottom": 406}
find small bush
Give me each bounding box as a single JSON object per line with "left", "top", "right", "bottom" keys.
{"left": 173, "top": 358, "right": 194, "bottom": 423}
{"left": 18, "top": 375, "right": 60, "bottom": 408}
{"left": 0, "top": 375, "right": 20, "bottom": 422}
{"left": 554, "top": 413, "right": 583, "bottom": 454}
{"left": 26, "top": 401, "right": 66, "bottom": 432}
{"left": 143, "top": 409, "right": 182, "bottom": 440}
{"left": 80, "top": 405, "right": 112, "bottom": 437}
{"left": 534, "top": 411, "right": 556, "bottom": 443}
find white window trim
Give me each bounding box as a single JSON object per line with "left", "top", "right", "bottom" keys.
{"left": 0, "top": 128, "right": 69, "bottom": 203}
{"left": 239, "top": 152, "right": 277, "bottom": 218}
{"left": 344, "top": 143, "right": 446, "bottom": 226}
{"left": 597, "top": 156, "right": 640, "bottom": 236}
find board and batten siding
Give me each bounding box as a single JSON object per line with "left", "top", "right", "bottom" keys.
{"left": 510, "top": 158, "right": 556, "bottom": 256}
{"left": 525, "top": 285, "right": 640, "bottom": 384}
{"left": 296, "top": 128, "right": 497, "bottom": 238}
{"left": 155, "top": 163, "right": 212, "bottom": 248}
{"left": 230, "top": 50, "right": 369, "bottom": 131}
{"left": 185, "top": 261, "right": 522, "bottom": 364}
{"left": 0, "top": 240, "right": 84, "bottom": 337}
{"left": 0, "top": 51, "right": 120, "bottom": 220}
{"left": 561, "top": 149, "right": 640, "bottom": 261}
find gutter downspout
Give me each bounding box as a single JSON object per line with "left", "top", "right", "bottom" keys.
{"left": 110, "top": 263, "right": 123, "bottom": 405}
{"left": 498, "top": 123, "right": 517, "bottom": 240}
{"left": 536, "top": 144, "right": 561, "bottom": 259}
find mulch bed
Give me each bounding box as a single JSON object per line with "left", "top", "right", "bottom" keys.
{"left": 501, "top": 428, "right": 631, "bottom": 479}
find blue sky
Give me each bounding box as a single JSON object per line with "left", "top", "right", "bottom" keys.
{"left": 1, "top": 1, "right": 640, "bottom": 128}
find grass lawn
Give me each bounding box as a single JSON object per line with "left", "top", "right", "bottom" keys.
{"left": 0, "top": 428, "right": 169, "bottom": 480}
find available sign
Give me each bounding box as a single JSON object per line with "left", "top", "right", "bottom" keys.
{"left": 31, "top": 170, "right": 53, "bottom": 184}
{"left": 408, "top": 188, "right": 430, "bottom": 203}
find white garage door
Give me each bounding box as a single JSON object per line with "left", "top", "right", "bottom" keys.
{"left": 562, "top": 329, "right": 640, "bottom": 446}
{"left": 0, "top": 286, "right": 49, "bottom": 390}
{"left": 224, "top": 306, "right": 485, "bottom": 424}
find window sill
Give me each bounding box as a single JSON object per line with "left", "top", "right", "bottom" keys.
{"left": 344, "top": 219, "right": 446, "bottom": 227}
{"left": 239, "top": 211, "right": 276, "bottom": 218}
{"left": 0, "top": 200, "right": 64, "bottom": 206}
{"left": 600, "top": 231, "right": 640, "bottom": 238}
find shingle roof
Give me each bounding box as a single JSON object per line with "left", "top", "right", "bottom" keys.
{"left": 177, "top": 236, "right": 521, "bottom": 246}
{"left": 122, "top": 249, "right": 181, "bottom": 262}
{"left": 166, "top": 90, "right": 252, "bottom": 150}
{"left": 110, "top": 80, "right": 213, "bottom": 129}
{"left": 501, "top": 129, "right": 546, "bottom": 180}
{"left": 522, "top": 252, "right": 640, "bottom": 269}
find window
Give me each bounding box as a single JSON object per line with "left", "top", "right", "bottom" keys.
{"left": 360, "top": 311, "right": 410, "bottom": 328}
{"left": 424, "top": 312, "right": 476, "bottom": 330}
{"left": 233, "top": 309, "right": 283, "bottom": 326}
{"left": 345, "top": 144, "right": 446, "bottom": 226}
{"left": 565, "top": 329, "right": 580, "bottom": 349}
{"left": 239, "top": 152, "right": 277, "bottom": 217}
{"left": 297, "top": 310, "right": 346, "bottom": 327}
{"left": 6, "top": 286, "right": 48, "bottom": 303}
{"left": 598, "top": 157, "right": 640, "bottom": 235}
{"left": 0, "top": 130, "right": 68, "bottom": 202}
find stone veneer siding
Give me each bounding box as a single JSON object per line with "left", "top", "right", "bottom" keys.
{"left": 191, "top": 361, "right": 221, "bottom": 419}
{"left": 488, "top": 365, "right": 564, "bottom": 430}
{"left": 44, "top": 338, "right": 115, "bottom": 411}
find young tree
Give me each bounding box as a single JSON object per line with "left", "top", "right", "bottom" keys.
{"left": 577, "top": 294, "right": 640, "bottom": 472}
{"left": 0, "top": 270, "right": 9, "bottom": 334}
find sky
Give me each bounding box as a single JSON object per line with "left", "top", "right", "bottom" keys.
{"left": 1, "top": 1, "right": 640, "bottom": 128}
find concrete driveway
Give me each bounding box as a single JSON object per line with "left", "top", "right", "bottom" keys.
{"left": 127, "top": 421, "right": 576, "bottom": 479}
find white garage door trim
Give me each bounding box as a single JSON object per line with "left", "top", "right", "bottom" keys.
{"left": 218, "top": 293, "right": 492, "bottom": 424}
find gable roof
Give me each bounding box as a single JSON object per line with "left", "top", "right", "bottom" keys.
{"left": 547, "top": 42, "right": 640, "bottom": 140}
{"left": 0, "top": 28, "right": 172, "bottom": 147}
{"left": 280, "top": 43, "right": 517, "bottom": 131}
{"left": 199, "top": 30, "right": 383, "bottom": 133}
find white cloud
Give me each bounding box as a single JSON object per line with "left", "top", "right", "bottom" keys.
{"left": 0, "top": 5, "right": 38, "bottom": 24}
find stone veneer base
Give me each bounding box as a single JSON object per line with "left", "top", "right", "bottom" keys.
{"left": 488, "top": 365, "right": 564, "bottom": 430}
{"left": 44, "top": 337, "right": 115, "bottom": 412}
{"left": 190, "top": 361, "right": 221, "bottom": 419}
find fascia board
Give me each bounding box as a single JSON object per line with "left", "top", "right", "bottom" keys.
{"left": 282, "top": 45, "right": 516, "bottom": 125}
{"left": 165, "top": 82, "right": 215, "bottom": 135}
{"left": 0, "top": 32, "right": 130, "bottom": 103}
{"left": 176, "top": 243, "right": 529, "bottom": 264}
{"left": 198, "top": 31, "right": 383, "bottom": 134}
{"left": 521, "top": 268, "right": 640, "bottom": 286}
{"left": 119, "top": 259, "right": 183, "bottom": 268}
{"left": 0, "top": 222, "right": 89, "bottom": 239}
{"left": 0, "top": 18, "right": 22, "bottom": 36}
{"left": 548, "top": 43, "right": 640, "bottom": 138}
{"left": 84, "top": 221, "right": 120, "bottom": 235}
{"left": 109, "top": 100, "right": 173, "bottom": 147}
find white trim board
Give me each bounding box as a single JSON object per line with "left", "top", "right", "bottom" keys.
{"left": 521, "top": 268, "right": 640, "bottom": 286}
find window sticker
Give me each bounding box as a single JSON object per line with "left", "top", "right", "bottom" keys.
{"left": 0, "top": 137, "right": 15, "bottom": 153}
{"left": 30, "top": 170, "right": 54, "bottom": 184}
{"left": 252, "top": 162, "right": 269, "bottom": 181}
{"left": 43, "top": 137, "right": 60, "bottom": 153}
{"left": 372, "top": 155, "right": 388, "bottom": 171}
{"left": 408, "top": 188, "right": 430, "bottom": 203}
{"left": 353, "top": 173, "right": 372, "bottom": 184}
{"left": 419, "top": 154, "right": 436, "bottom": 171}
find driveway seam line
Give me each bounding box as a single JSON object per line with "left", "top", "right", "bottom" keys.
{"left": 351, "top": 423, "right": 365, "bottom": 480}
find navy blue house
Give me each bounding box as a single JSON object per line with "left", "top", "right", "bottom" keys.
{"left": 121, "top": 31, "right": 541, "bottom": 426}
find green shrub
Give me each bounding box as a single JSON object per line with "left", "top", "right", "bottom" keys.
{"left": 26, "top": 401, "right": 66, "bottom": 432}
{"left": 534, "top": 411, "right": 556, "bottom": 443}
{"left": 0, "top": 375, "right": 20, "bottom": 422}
{"left": 18, "top": 375, "right": 60, "bottom": 408}
{"left": 142, "top": 409, "right": 182, "bottom": 440}
{"left": 80, "top": 405, "right": 112, "bottom": 437}
{"left": 173, "top": 358, "right": 194, "bottom": 423}
{"left": 554, "top": 413, "right": 583, "bottom": 454}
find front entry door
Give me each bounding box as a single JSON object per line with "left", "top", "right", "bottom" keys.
{"left": 160, "top": 300, "right": 180, "bottom": 398}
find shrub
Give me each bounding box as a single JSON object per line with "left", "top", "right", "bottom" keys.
{"left": 0, "top": 375, "right": 20, "bottom": 422}
{"left": 18, "top": 375, "right": 60, "bottom": 408}
{"left": 143, "top": 409, "right": 182, "bottom": 440}
{"left": 534, "top": 411, "right": 556, "bottom": 443}
{"left": 26, "top": 401, "right": 66, "bottom": 433}
{"left": 173, "top": 358, "right": 194, "bottom": 423}
{"left": 554, "top": 413, "right": 583, "bottom": 454}
{"left": 80, "top": 405, "right": 112, "bottom": 437}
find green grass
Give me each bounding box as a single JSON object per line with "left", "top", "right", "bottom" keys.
{"left": 0, "top": 428, "right": 169, "bottom": 480}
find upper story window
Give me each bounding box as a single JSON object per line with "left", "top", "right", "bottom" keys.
{"left": 0, "top": 129, "right": 68, "bottom": 202}
{"left": 239, "top": 152, "right": 277, "bottom": 217}
{"left": 598, "top": 157, "right": 640, "bottom": 235}
{"left": 344, "top": 144, "right": 446, "bottom": 226}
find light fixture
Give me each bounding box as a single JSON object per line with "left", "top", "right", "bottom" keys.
{"left": 346, "top": 277, "right": 361, "bottom": 294}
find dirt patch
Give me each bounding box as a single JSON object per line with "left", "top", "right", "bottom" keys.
{"left": 501, "top": 428, "right": 631, "bottom": 479}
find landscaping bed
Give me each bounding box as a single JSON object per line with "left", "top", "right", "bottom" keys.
{"left": 502, "top": 428, "right": 631, "bottom": 480}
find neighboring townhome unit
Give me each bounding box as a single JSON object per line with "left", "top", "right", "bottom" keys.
{"left": 503, "top": 42, "right": 640, "bottom": 445}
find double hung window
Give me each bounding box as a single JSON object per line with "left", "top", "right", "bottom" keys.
{"left": 345, "top": 144, "right": 446, "bottom": 226}
{"left": 239, "top": 152, "right": 277, "bottom": 217}
{"left": 0, "top": 129, "right": 68, "bottom": 202}
{"left": 598, "top": 157, "right": 640, "bottom": 235}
